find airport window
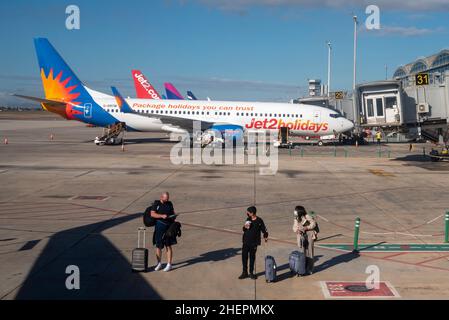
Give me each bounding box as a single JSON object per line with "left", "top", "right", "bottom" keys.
{"left": 376, "top": 98, "right": 384, "bottom": 117}
{"left": 385, "top": 96, "right": 397, "bottom": 109}
{"left": 367, "top": 99, "right": 374, "bottom": 117}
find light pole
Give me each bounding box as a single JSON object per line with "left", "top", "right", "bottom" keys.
{"left": 352, "top": 15, "right": 358, "bottom": 130}
{"left": 327, "top": 41, "right": 332, "bottom": 97}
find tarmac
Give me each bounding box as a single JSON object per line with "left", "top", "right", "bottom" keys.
{"left": 1, "top": 111, "right": 449, "bottom": 300}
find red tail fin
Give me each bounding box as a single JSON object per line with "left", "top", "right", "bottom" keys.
{"left": 131, "top": 70, "right": 162, "bottom": 99}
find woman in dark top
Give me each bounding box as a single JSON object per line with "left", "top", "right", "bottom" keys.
{"left": 151, "top": 192, "right": 177, "bottom": 272}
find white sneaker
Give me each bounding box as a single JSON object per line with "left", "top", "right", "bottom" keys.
{"left": 163, "top": 263, "right": 172, "bottom": 272}
{"left": 154, "top": 263, "right": 162, "bottom": 271}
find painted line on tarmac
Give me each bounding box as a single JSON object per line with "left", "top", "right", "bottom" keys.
{"left": 382, "top": 252, "right": 408, "bottom": 259}
{"left": 415, "top": 253, "right": 449, "bottom": 265}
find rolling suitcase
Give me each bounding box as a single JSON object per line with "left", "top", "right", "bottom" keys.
{"left": 289, "top": 250, "right": 306, "bottom": 276}
{"left": 265, "top": 255, "right": 277, "bottom": 283}
{"left": 132, "top": 227, "right": 148, "bottom": 272}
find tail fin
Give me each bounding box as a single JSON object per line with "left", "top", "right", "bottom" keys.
{"left": 34, "top": 38, "right": 92, "bottom": 105}
{"left": 187, "top": 91, "right": 197, "bottom": 100}
{"left": 111, "top": 87, "right": 133, "bottom": 113}
{"left": 164, "top": 82, "right": 184, "bottom": 100}
{"left": 131, "top": 70, "right": 162, "bottom": 99}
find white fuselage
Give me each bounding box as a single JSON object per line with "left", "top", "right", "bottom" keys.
{"left": 93, "top": 93, "right": 353, "bottom": 135}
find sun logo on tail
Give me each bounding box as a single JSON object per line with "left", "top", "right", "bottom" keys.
{"left": 40, "top": 68, "right": 80, "bottom": 104}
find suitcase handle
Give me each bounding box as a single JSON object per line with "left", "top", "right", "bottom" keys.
{"left": 137, "top": 227, "right": 146, "bottom": 248}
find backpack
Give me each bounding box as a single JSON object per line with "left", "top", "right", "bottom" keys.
{"left": 165, "top": 221, "right": 182, "bottom": 239}
{"left": 142, "top": 200, "right": 161, "bottom": 227}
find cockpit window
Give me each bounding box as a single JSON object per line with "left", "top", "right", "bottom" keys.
{"left": 329, "top": 113, "right": 341, "bottom": 118}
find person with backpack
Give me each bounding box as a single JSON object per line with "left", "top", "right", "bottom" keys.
{"left": 292, "top": 206, "right": 318, "bottom": 275}
{"left": 150, "top": 192, "right": 177, "bottom": 272}
{"left": 239, "top": 206, "right": 268, "bottom": 280}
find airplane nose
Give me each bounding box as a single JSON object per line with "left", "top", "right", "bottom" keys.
{"left": 341, "top": 118, "right": 354, "bottom": 132}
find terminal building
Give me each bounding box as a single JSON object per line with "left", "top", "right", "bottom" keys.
{"left": 355, "top": 49, "right": 449, "bottom": 143}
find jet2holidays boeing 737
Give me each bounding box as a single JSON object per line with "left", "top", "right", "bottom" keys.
{"left": 16, "top": 38, "right": 354, "bottom": 146}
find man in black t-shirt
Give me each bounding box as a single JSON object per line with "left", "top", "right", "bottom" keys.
{"left": 151, "top": 192, "right": 176, "bottom": 272}
{"left": 239, "top": 206, "right": 268, "bottom": 280}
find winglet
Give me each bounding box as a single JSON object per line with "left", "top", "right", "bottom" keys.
{"left": 111, "top": 87, "right": 133, "bottom": 113}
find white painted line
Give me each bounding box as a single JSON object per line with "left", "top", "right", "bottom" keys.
{"left": 426, "top": 215, "right": 443, "bottom": 224}
{"left": 317, "top": 214, "right": 329, "bottom": 222}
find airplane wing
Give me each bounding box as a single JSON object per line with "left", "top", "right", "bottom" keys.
{"left": 111, "top": 87, "right": 216, "bottom": 132}
{"left": 13, "top": 94, "right": 74, "bottom": 119}
{"left": 13, "top": 94, "right": 69, "bottom": 108}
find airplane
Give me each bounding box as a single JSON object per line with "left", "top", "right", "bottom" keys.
{"left": 164, "top": 82, "right": 184, "bottom": 100}
{"left": 131, "top": 70, "right": 162, "bottom": 99}
{"left": 132, "top": 70, "right": 195, "bottom": 102}
{"left": 187, "top": 91, "right": 197, "bottom": 100}
{"left": 16, "top": 38, "right": 353, "bottom": 143}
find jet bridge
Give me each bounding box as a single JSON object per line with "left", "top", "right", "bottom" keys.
{"left": 355, "top": 74, "right": 449, "bottom": 144}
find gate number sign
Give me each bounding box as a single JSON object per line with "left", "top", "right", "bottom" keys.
{"left": 415, "top": 73, "right": 429, "bottom": 86}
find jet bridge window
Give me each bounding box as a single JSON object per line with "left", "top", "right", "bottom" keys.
{"left": 376, "top": 98, "right": 384, "bottom": 117}
{"left": 367, "top": 99, "right": 374, "bottom": 117}
{"left": 385, "top": 97, "right": 397, "bottom": 109}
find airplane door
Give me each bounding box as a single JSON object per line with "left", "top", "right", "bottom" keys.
{"left": 84, "top": 103, "right": 92, "bottom": 119}
{"left": 313, "top": 110, "right": 321, "bottom": 123}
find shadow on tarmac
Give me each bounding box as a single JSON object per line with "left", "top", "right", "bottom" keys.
{"left": 173, "top": 247, "right": 242, "bottom": 270}
{"left": 14, "top": 213, "right": 162, "bottom": 300}
{"left": 314, "top": 251, "right": 360, "bottom": 273}
{"left": 124, "top": 137, "right": 176, "bottom": 145}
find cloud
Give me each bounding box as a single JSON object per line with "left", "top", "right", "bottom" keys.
{"left": 362, "top": 25, "right": 446, "bottom": 37}
{"left": 192, "top": 0, "right": 449, "bottom": 12}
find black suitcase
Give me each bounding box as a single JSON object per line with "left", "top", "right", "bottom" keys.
{"left": 132, "top": 227, "right": 148, "bottom": 272}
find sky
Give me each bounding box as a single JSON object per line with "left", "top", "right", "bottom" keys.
{"left": 0, "top": 0, "right": 448, "bottom": 107}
